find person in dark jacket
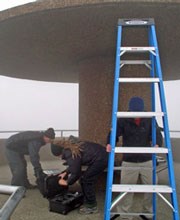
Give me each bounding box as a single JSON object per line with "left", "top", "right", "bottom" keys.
{"left": 107, "top": 97, "right": 163, "bottom": 220}
{"left": 5, "top": 128, "right": 55, "bottom": 189}
{"left": 51, "top": 136, "right": 108, "bottom": 215}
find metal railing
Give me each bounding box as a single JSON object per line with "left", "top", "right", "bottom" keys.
{"left": 169, "top": 130, "right": 180, "bottom": 133}
{"left": 0, "top": 185, "right": 26, "bottom": 220}
{"left": 0, "top": 129, "right": 79, "bottom": 139}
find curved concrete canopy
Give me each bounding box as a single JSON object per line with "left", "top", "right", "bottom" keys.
{"left": 0, "top": 0, "right": 180, "bottom": 82}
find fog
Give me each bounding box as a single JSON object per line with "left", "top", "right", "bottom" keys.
{"left": 0, "top": 76, "right": 78, "bottom": 138}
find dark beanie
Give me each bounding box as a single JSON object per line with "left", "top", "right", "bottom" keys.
{"left": 51, "top": 144, "right": 63, "bottom": 156}
{"left": 128, "top": 97, "right": 144, "bottom": 111}
{"left": 68, "top": 135, "right": 79, "bottom": 144}
{"left": 44, "top": 128, "right": 55, "bottom": 139}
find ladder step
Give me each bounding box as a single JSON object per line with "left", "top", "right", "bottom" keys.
{"left": 120, "top": 60, "right": 152, "bottom": 69}
{"left": 111, "top": 212, "right": 153, "bottom": 218}
{"left": 115, "top": 147, "right": 168, "bottom": 154}
{"left": 120, "top": 60, "right": 151, "bottom": 65}
{"left": 118, "top": 18, "right": 154, "bottom": 26}
{"left": 120, "top": 47, "right": 156, "bottom": 56}
{"left": 119, "top": 78, "right": 159, "bottom": 83}
{"left": 117, "top": 111, "right": 164, "bottom": 118}
{"left": 112, "top": 184, "right": 172, "bottom": 193}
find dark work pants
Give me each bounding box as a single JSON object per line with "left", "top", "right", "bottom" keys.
{"left": 5, "top": 147, "right": 30, "bottom": 187}
{"left": 80, "top": 159, "right": 107, "bottom": 207}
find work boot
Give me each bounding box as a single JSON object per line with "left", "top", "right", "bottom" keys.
{"left": 110, "top": 214, "right": 120, "bottom": 220}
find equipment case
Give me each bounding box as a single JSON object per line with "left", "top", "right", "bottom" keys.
{"left": 49, "top": 191, "right": 84, "bottom": 215}
{"left": 44, "top": 174, "right": 84, "bottom": 215}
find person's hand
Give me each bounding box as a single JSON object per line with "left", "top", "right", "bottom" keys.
{"left": 35, "top": 169, "right": 47, "bottom": 180}
{"left": 106, "top": 144, "right": 111, "bottom": 152}
{"left": 58, "top": 178, "right": 68, "bottom": 186}
{"left": 58, "top": 172, "right": 67, "bottom": 179}
{"left": 150, "top": 141, "right": 159, "bottom": 148}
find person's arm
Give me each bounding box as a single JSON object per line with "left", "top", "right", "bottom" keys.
{"left": 59, "top": 149, "right": 81, "bottom": 185}
{"left": 156, "top": 124, "right": 163, "bottom": 147}
{"left": 106, "top": 119, "right": 124, "bottom": 151}
{"left": 28, "top": 140, "right": 43, "bottom": 177}
{"left": 149, "top": 121, "right": 163, "bottom": 147}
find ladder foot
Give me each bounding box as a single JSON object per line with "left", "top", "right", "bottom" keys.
{"left": 110, "top": 214, "right": 120, "bottom": 220}
{"left": 139, "top": 215, "right": 152, "bottom": 220}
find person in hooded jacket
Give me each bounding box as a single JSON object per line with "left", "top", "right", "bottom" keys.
{"left": 5, "top": 128, "right": 55, "bottom": 189}
{"left": 51, "top": 136, "right": 108, "bottom": 215}
{"left": 106, "top": 97, "right": 163, "bottom": 220}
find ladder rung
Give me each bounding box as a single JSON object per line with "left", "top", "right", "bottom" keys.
{"left": 119, "top": 78, "right": 159, "bottom": 83}
{"left": 117, "top": 112, "right": 164, "bottom": 118}
{"left": 111, "top": 212, "right": 153, "bottom": 217}
{"left": 118, "top": 18, "right": 155, "bottom": 26}
{"left": 120, "top": 47, "right": 156, "bottom": 56}
{"left": 120, "top": 60, "right": 152, "bottom": 69}
{"left": 114, "top": 166, "right": 153, "bottom": 171}
{"left": 120, "top": 60, "right": 151, "bottom": 65}
{"left": 112, "top": 184, "right": 172, "bottom": 193}
{"left": 114, "top": 147, "right": 168, "bottom": 154}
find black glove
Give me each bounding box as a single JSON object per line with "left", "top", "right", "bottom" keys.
{"left": 36, "top": 170, "right": 48, "bottom": 181}
{"left": 35, "top": 169, "right": 47, "bottom": 180}
{"left": 35, "top": 170, "right": 48, "bottom": 196}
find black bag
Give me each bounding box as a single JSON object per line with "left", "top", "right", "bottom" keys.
{"left": 49, "top": 192, "right": 84, "bottom": 215}
{"left": 37, "top": 173, "right": 68, "bottom": 198}
{"left": 45, "top": 174, "right": 68, "bottom": 198}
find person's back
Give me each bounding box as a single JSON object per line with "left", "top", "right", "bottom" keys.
{"left": 6, "top": 131, "right": 44, "bottom": 154}
{"left": 80, "top": 141, "right": 108, "bottom": 165}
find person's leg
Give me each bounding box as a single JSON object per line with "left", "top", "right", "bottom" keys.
{"left": 5, "top": 148, "right": 27, "bottom": 186}
{"left": 79, "top": 159, "right": 107, "bottom": 214}
{"left": 80, "top": 174, "right": 97, "bottom": 207}
{"left": 139, "top": 160, "right": 154, "bottom": 219}
{"left": 21, "top": 156, "right": 36, "bottom": 188}
{"left": 116, "top": 161, "right": 139, "bottom": 220}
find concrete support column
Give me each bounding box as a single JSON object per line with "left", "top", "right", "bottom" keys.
{"left": 79, "top": 57, "right": 151, "bottom": 145}
{"left": 79, "top": 57, "right": 114, "bottom": 145}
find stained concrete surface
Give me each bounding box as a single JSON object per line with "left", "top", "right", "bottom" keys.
{"left": 0, "top": 158, "right": 180, "bottom": 220}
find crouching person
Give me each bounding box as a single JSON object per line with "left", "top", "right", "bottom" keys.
{"left": 51, "top": 136, "right": 108, "bottom": 215}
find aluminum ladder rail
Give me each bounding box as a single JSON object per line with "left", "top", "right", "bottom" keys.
{"left": 104, "top": 18, "right": 179, "bottom": 220}
{"left": 0, "top": 185, "right": 26, "bottom": 220}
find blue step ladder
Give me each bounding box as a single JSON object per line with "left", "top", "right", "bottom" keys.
{"left": 104, "top": 18, "right": 179, "bottom": 220}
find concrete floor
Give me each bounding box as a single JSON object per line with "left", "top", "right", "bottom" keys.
{"left": 0, "top": 159, "right": 180, "bottom": 220}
